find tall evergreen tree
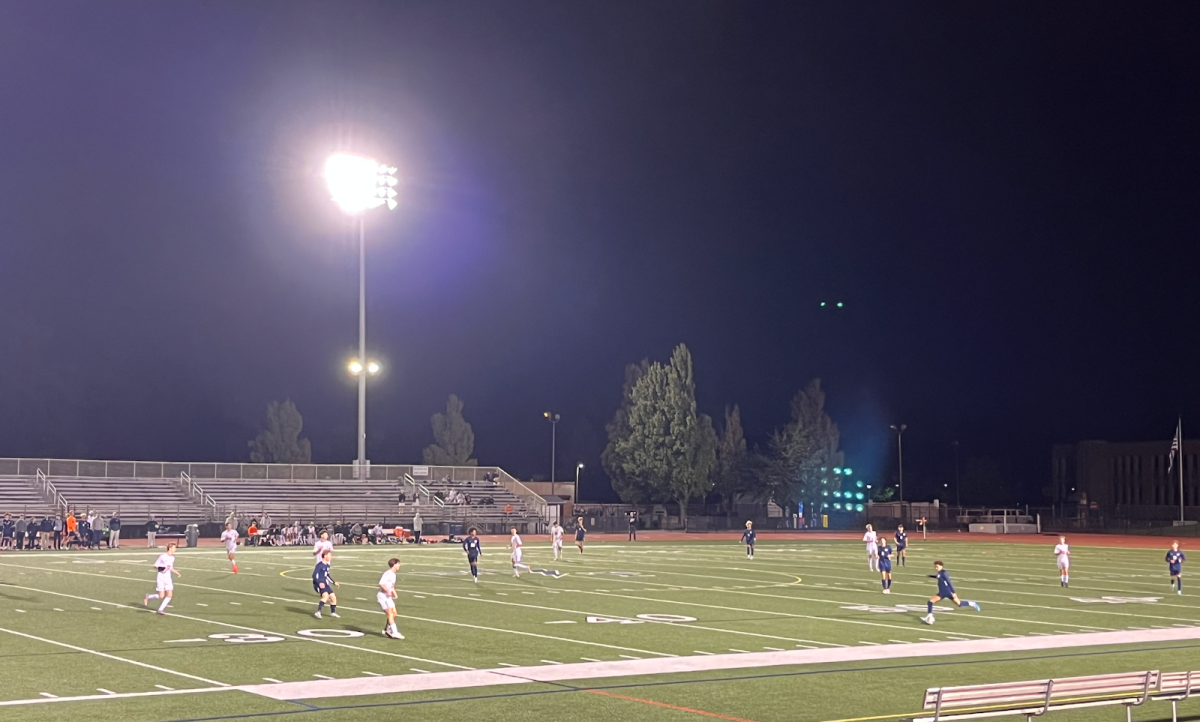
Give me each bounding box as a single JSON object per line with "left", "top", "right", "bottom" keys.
{"left": 765, "top": 379, "right": 839, "bottom": 515}
{"left": 713, "top": 404, "right": 754, "bottom": 515}
{"left": 602, "top": 360, "right": 656, "bottom": 503}
{"left": 248, "top": 399, "right": 312, "bottom": 464}
{"left": 423, "top": 394, "right": 477, "bottom": 466}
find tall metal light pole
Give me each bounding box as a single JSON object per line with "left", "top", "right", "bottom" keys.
{"left": 325, "top": 153, "right": 397, "bottom": 477}
{"left": 890, "top": 424, "right": 907, "bottom": 504}
{"left": 575, "top": 462, "right": 584, "bottom": 502}
{"left": 952, "top": 440, "right": 961, "bottom": 508}
{"left": 544, "top": 412, "right": 560, "bottom": 495}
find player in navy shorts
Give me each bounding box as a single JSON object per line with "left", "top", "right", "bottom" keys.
{"left": 878, "top": 538, "right": 893, "bottom": 593}
{"left": 894, "top": 525, "right": 908, "bottom": 567}
{"left": 741, "top": 521, "right": 756, "bottom": 559}
{"left": 463, "top": 527, "right": 482, "bottom": 583}
{"left": 922, "top": 560, "right": 980, "bottom": 624}
{"left": 1167, "top": 540, "right": 1186, "bottom": 595}
{"left": 312, "top": 550, "right": 339, "bottom": 618}
{"left": 575, "top": 517, "right": 586, "bottom": 555}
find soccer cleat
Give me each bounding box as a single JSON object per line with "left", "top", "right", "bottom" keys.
{"left": 883, "top": 588, "right": 891, "bottom": 594}
{"left": 922, "top": 614, "right": 934, "bottom": 625}
{"left": 156, "top": 610, "right": 165, "bottom": 616}
{"left": 1179, "top": 590, "right": 1184, "bottom": 595}
{"left": 969, "top": 602, "right": 981, "bottom": 612}
{"left": 473, "top": 576, "right": 478, "bottom": 583}
{"left": 314, "top": 611, "right": 322, "bottom": 619}
{"left": 143, "top": 595, "right": 150, "bottom": 606}
{"left": 330, "top": 612, "right": 340, "bottom": 618}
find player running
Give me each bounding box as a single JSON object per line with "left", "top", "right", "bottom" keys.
{"left": 463, "top": 527, "right": 482, "bottom": 582}
{"left": 741, "top": 521, "right": 756, "bottom": 559}
{"left": 894, "top": 525, "right": 908, "bottom": 567}
{"left": 863, "top": 524, "right": 879, "bottom": 572}
{"left": 312, "top": 550, "right": 339, "bottom": 619}
{"left": 550, "top": 521, "right": 564, "bottom": 561}
{"left": 220, "top": 523, "right": 239, "bottom": 573}
{"left": 510, "top": 528, "right": 531, "bottom": 577}
{"left": 144, "top": 542, "right": 181, "bottom": 615}
{"left": 1054, "top": 536, "right": 1071, "bottom": 588}
{"left": 922, "top": 561, "right": 980, "bottom": 624}
{"left": 879, "top": 537, "right": 894, "bottom": 593}
{"left": 378, "top": 557, "right": 404, "bottom": 639}
{"left": 575, "top": 516, "right": 586, "bottom": 555}
{"left": 313, "top": 530, "right": 334, "bottom": 561}
{"left": 1167, "top": 541, "right": 1186, "bottom": 595}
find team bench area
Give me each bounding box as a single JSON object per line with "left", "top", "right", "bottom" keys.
{"left": 918, "top": 670, "right": 1199, "bottom": 722}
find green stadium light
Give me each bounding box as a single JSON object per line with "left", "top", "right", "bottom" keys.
{"left": 833, "top": 503, "right": 842, "bottom": 510}
{"left": 855, "top": 504, "right": 864, "bottom": 512}
{"left": 856, "top": 481, "right": 864, "bottom": 488}
{"left": 820, "top": 301, "right": 827, "bottom": 307}
{"left": 822, "top": 490, "right": 828, "bottom": 497}
{"left": 833, "top": 467, "right": 842, "bottom": 474}
{"left": 856, "top": 493, "right": 864, "bottom": 500}
{"left": 843, "top": 468, "right": 852, "bottom": 475}
{"left": 837, "top": 302, "right": 844, "bottom": 308}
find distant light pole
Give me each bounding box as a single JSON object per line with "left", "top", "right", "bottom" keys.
{"left": 952, "top": 440, "right": 961, "bottom": 507}
{"left": 544, "top": 412, "right": 560, "bottom": 495}
{"left": 325, "top": 153, "right": 397, "bottom": 477}
{"left": 575, "top": 462, "right": 584, "bottom": 502}
{"left": 890, "top": 424, "right": 907, "bottom": 504}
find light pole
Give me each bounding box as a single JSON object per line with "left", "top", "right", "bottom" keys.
{"left": 890, "top": 424, "right": 906, "bottom": 505}
{"left": 575, "top": 462, "right": 584, "bottom": 502}
{"left": 952, "top": 440, "right": 961, "bottom": 508}
{"left": 325, "top": 153, "right": 397, "bottom": 477}
{"left": 544, "top": 412, "right": 560, "bottom": 495}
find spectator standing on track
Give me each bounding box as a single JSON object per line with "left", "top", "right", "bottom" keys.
{"left": 412, "top": 511, "right": 423, "bottom": 544}
{"left": 575, "top": 516, "right": 586, "bottom": 555}
{"left": 64, "top": 513, "right": 78, "bottom": 549}
{"left": 41, "top": 515, "right": 53, "bottom": 549}
{"left": 628, "top": 510, "right": 638, "bottom": 541}
{"left": 14, "top": 514, "right": 27, "bottom": 550}
{"left": 52, "top": 513, "right": 63, "bottom": 549}
{"left": 1, "top": 513, "right": 14, "bottom": 550}
{"left": 108, "top": 511, "right": 122, "bottom": 549}
{"left": 146, "top": 515, "right": 159, "bottom": 548}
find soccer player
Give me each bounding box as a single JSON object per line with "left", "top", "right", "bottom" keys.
{"left": 894, "top": 525, "right": 908, "bottom": 567}
{"left": 575, "top": 516, "right": 586, "bottom": 555}
{"left": 463, "top": 527, "right": 482, "bottom": 582}
{"left": 922, "top": 561, "right": 980, "bottom": 624}
{"left": 863, "top": 524, "right": 879, "bottom": 572}
{"left": 879, "top": 537, "right": 894, "bottom": 593}
{"left": 550, "top": 521, "right": 564, "bottom": 561}
{"left": 741, "top": 521, "right": 756, "bottom": 559}
{"left": 378, "top": 558, "right": 404, "bottom": 639}
{"left": 312, "top": 550, "right": 339, "bottom": 619}
{"left": 313, "top": 530, "right": 334, "bottom": 560}
{"left": 1167, "top": 541, "right": 1186, "bottom": 595}
{"left": 220, "top": 522, "right": 239, "bottom": 573}
{"left": 510, "top": 528, "right": 531, "bottom": 577}
{"left": 144, "top": 542, "right": 181, "bottom": 615}
{"left": 1054, "top": 536, "right": 1070, "bottom": 587}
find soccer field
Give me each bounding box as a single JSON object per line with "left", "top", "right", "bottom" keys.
{"left": 0, "top": 534, "right": 1197, "bottom": 722}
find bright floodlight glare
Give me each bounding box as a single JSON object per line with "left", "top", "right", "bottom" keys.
{"left": 348, "top": 360, "right": 364, "bottom": 375}
{"left": 366, "top": 361, "right": 380, "bottom": 374}
{"left": 326, "top": 153, "right": 383, "bottom": 214}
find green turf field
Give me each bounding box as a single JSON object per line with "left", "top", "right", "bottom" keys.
{"left": 1, "top": 535, "right": 1197, "bottom": 722}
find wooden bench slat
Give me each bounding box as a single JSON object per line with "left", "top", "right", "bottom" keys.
{"left": 921, "top": 672, "right": 1158, "bottom": 713}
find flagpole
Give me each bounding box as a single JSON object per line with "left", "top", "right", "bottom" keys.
{"left": 1180, "top": 416, "right": 1185, "bottom": 523}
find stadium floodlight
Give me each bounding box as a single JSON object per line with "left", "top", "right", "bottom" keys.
{"left": 348, "top": 359, "right": 381, "bottom": 376}
{"left": 326, "top": 153, "right": 399, "bottom": 476}
{"left": 843, "top": 468, "right": 852, "bottom": 475}
{"left": 348, "top": 360, "right": 364, "bottom": 375}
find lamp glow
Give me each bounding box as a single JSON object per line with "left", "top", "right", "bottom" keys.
{"left": 348, "top": 360, "right": 364, "bottom": 375}
{"left": 366, "top": 361, "right": 380, "bottom": 374}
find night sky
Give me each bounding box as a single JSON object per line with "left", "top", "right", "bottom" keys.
{"left": 2, "top": 3, "right": 1198, "bottom": 503}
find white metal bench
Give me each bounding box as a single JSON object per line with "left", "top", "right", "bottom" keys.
{"left": 917, "top": 671, "right": 1159, "bottom": 722}
{"left": 1157, "top": 671, "right": 1199, "bottom": 722}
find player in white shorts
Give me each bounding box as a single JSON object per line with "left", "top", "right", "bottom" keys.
{"left": 220, "top": 523, "right": 239, "bottom": 573}
{"left": 144, "top": 542, "right": 181, "bottom": 615}
{"left": 1054, "top": 535, "right": 1071, "bottom": 588}
{"left": 378, "top": 557, "right": 403, "bottom": 639}
{"left": 863, "top": 524, "right": 879, "bottom": 572}
{"left": 510, "top": 528, "right": 531, "bottom": 577}
{"left": 313, "top": 531, "right": 334, "bottom": 560}
{"left": 550, "top": 521, "right": 564, "bottom": 561}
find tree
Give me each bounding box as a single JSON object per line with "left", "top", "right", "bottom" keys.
{"left": 713, "top": 405, "right": 755, "bottom": 515}
{"left": 248, "top": 400, "right": 312, "bottom": 464}
{"left": 423, "top": 394, "right": 477, "bottom": 466}
{"left": 602, "top": 360, "right": 656, "bottom": 504}
{"left": 764, "top": 379, "right": 839, "bottom": 516}
{"left": 610, "top": 344, "right": 716, "bottom": 527}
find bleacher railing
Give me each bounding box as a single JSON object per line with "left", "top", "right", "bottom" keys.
{"left": 178, "top": 471, "right": 220, "bottom": 517}
{"left": 35, "top": 469, "right": 67, "bottom": 514}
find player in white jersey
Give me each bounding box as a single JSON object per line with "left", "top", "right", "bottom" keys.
{"left": 144, "top": 542, "right": 181, "bottom": 615}
{"left": 313, "top": 531, "right": 334, "bottom": 560}
{"left": 1054, "top": 535, "right": 1071, "bottom": 587}
{"left": 220, "top": 523, "right": 239, "bottom": 573}
{"left": 550, "top": 521, "right": 564, "bottom": 561}
{"left": 510, "top": 528, "right": 531, "bottom": 577}
{"left": 378, "top": 557, "right": 404, "bottom": 639}
{"left": 863, "top": 524, "right": 879, "bottom": 572}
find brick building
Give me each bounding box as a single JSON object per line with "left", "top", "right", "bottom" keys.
{"left": 1051, "top": 440, "right": 1200, "bottom": 517}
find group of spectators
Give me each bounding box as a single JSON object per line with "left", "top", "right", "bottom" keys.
{"left": 237, "top": 513, "right": 425, "bottom": 546}
{"left": 0, "top": 509, "right": 145, "bottom": 550}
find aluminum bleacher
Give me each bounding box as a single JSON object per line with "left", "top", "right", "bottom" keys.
{"left": 0, "top": 476, "right": 59, "bottom": 517}
{"left": 49, "top": 477, "right": 217, "bottom": 525}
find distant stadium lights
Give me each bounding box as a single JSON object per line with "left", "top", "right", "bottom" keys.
{"left": 820, "top": 302, "right": 826, "bottom": 307}
{"left": 843, "top": 468, "right": 852, "bottom": 475}
{"left": 348, "top": 359, "right": 381, "bottom": 376}
{"left": 325, "top": 153, "right": 399, "bottom": 214}
{"left": 348, "top": 360, "right": 363, "bottom": 375}
{"left": 837, "top": 302, "right": 844, "bottom": 308}
{"left": 366, "top": 361, "right": 380, "bottom": 375}
{"left": 833, "top": 467, "right": 842, "bottom": 474}
{"left": 856, "top": 493, "right": 864, "bottom": 500}
{"left": 856, "top": 504, "right": 864, "bottom": 512}
{"left": 856, "top": 481, "right": 864, "bottom": 488}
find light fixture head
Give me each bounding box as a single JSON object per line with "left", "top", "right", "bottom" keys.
{"left": 325, "top": 153, "right": 399, "bottom": 214}
{"left": 348, "top": 360, "right": 364, "bottom": 375}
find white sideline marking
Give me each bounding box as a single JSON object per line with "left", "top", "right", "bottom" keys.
{"left": 695, "top": 651, "right": 715, "bottom": 655}
{"left": 313, "top": 674, "right": 334, "bottom": 680}
{"left": 497, "top": 663, "right": 520, "bottom": 667}
{"left": 165, "top": 639, "right": 207, "bottom": 643}
{"left": 263, "top": 678, "right": 283, "bottom": 684}
{"left": 619, "top": 654, "right": 642, "bottom": 659}
{"left": 540, "top": 660, "right": 563, "bottom": 665}
{"left": 410, "top": 668, "right": 431, "bottom": 674}
{"left": 764, "top": 646, "right": 785, "bottom": 651}
{"left": 729, "top": 648, "right": 750, "bottom": 653}
{"left": 0, "top": 626, "right": 229, "bottom": 687}
{"left": 241, "top": 626, "right": 1200, "bottom": 702}
{"left": 53, "top": 608, "right": 63, "bottom": 612}
{"left": 154, "top": 685, "right": 174, "bottom": 691}
{"left": 39, "top": 693, "right": 56, "bottom": 699}
{"left": 96, "top": 689, "right": 115, "bottom": 695}
{"left": 887, "top": 640, "right": 911, "bottom": 645}
{"left": 89, "top": 607, "right": 101, "bottom": 611}
{"left": 362, "top": 672, "right": 381, "bottom": 676}
{"left": 580, "top": 657, "right": 601, "bottom": 662}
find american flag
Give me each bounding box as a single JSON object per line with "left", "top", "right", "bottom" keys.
{"left": 1169, "top": 418, "right": 1182, "bottom": 474}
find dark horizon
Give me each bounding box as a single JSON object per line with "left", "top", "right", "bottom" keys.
{"left": 2, "top": 3, "right": 1199, "bottom": 504}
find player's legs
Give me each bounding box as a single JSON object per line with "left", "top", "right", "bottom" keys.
{"left": 951, "top": 592, "right": 981, "bottom": 611}
{"left": 899, "top": 548, "right": 906, "bottom": 566}
{"left": 1059, "top": 561, "right": 1069, "bottom": 587}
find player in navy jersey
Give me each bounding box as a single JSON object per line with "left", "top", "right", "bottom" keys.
{"left": 312, "top": 550, "right": 339, "bottom": 618}
{"left": 922, "top": 561, "right": 980, "bottom": 624}
{"left": 894, "top": 525, "right": 908, "bottom": 567}
{"left": 1167, "top": 541, "right": 1186, "bottom": 595}
{"left": 575, "top": 517, "right": 586, "bottom": 555}
{"left": 878, "top": 538, "right": 894, "bottom": 593}
{"left": 741, "top": 521, "right": 756, "bottom": 558}
{"left": 463, "top": 527, "right": 482, "bottom": 582}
